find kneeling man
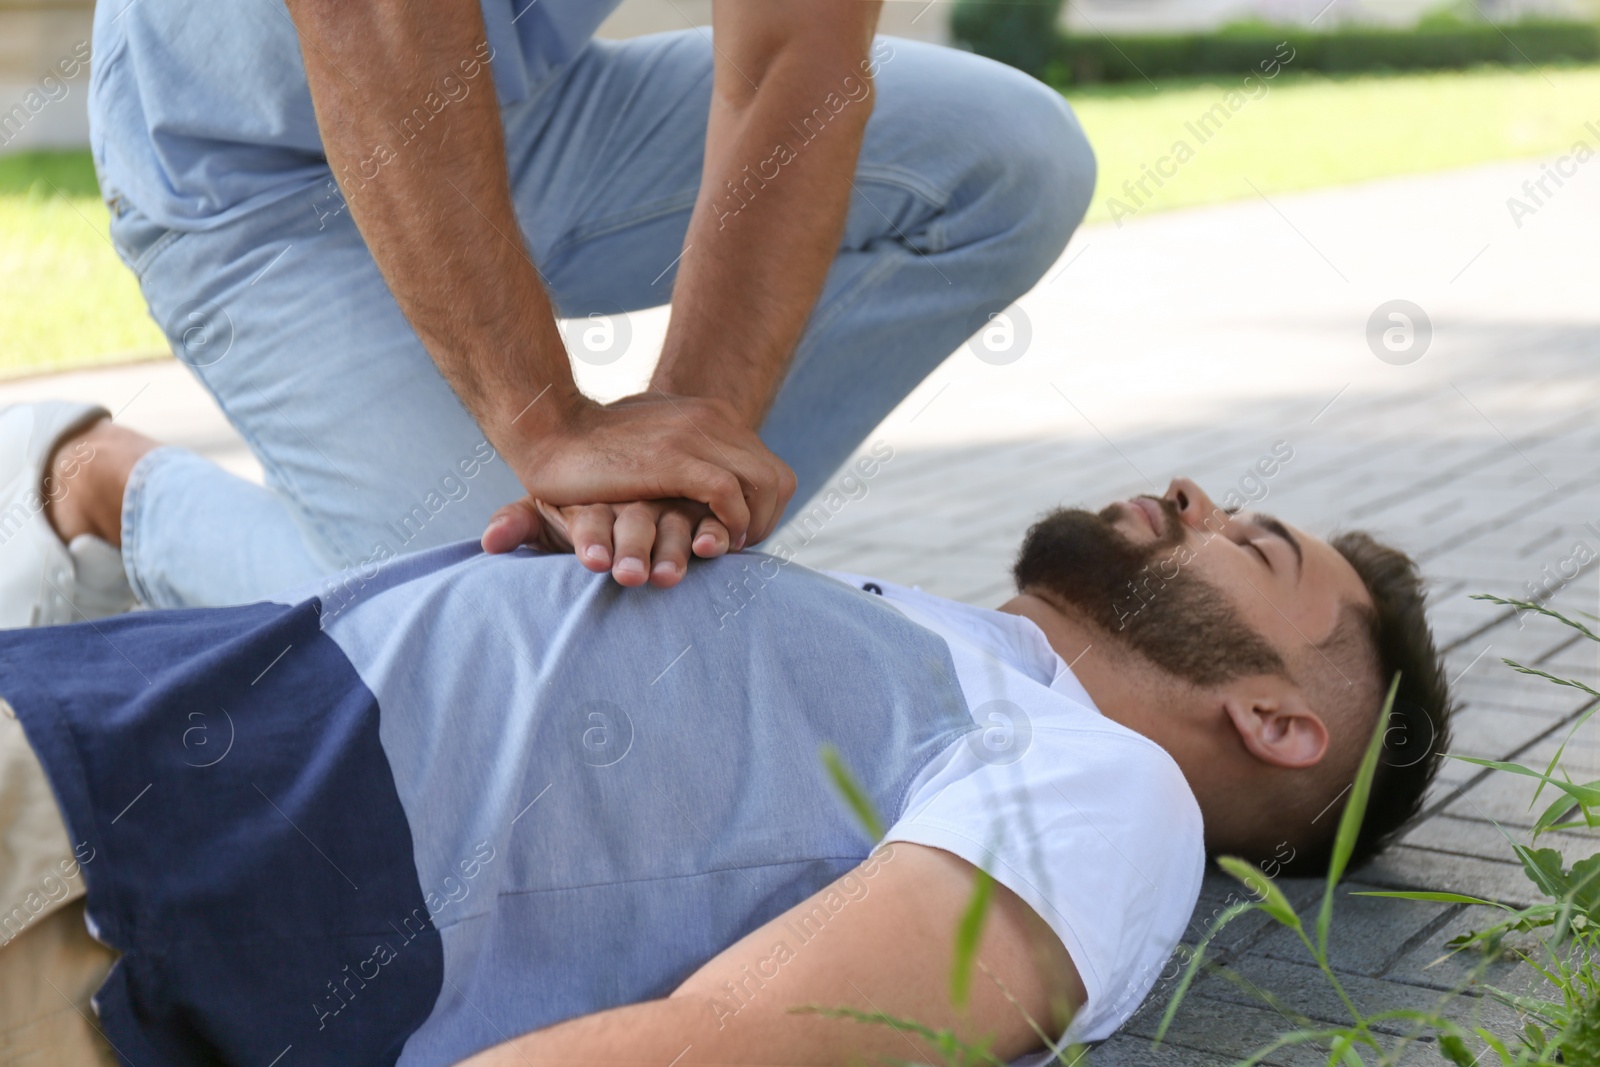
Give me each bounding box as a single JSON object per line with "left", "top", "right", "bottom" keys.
{"left": 0, "top": 426, "right": 1450, "bottom": 1065}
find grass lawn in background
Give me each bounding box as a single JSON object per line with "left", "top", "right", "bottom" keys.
{"left": 0, "top": 150, "right": 165, "bottom": 378}
{"left": 1069, "top": 63, "right": 1600, "bottom": 225}
{"left": 2, "top": 63, "right": 1599, "bottom": 379}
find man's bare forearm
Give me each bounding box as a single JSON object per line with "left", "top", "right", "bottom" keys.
{"left": 287, "top": 0, "right": 582, "bottom": 443}
{"left": 454, "top": 845, "right": 1072, "bottom": 1067}
{"left": 651, "top": 3, "right": 883, "bottom": 428}
{"left": 455, "top": 993, "right": 843, "bottom": 1067}
{"left": 286, "top": 0, "right": 799, "bottom": 556}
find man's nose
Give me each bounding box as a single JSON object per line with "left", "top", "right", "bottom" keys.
{"left": 1164, "top": 477, "right": 1220, "bottom": 531}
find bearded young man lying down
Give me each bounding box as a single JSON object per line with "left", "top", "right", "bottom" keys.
{"left": 0, "top": 407, "right": 1452, "bottom": 1067}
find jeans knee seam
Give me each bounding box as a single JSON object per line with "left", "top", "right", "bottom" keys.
{"left": 544, "top": 165, "right": 948, "bottom": 268}
{"left": 130, "top": 228, "right": 185, "bottom": 279}
{"left": 544, "top": 190, "right": 700, "bottom": 265}
{"left": 854, "top": 162, "right": 954, "bottom": 222}
{"left": 799, "top": 248, "right": 903, "bottom": 344}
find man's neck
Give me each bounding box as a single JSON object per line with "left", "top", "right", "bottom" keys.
{"left": 995, "top": 591, "right": 1180, "bottom": 739}
{"left": 997, "top": 591, "right": 1247, "bottom": 855}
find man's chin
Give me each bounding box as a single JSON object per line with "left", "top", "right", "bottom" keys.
{"left": 1013, "top": 502, "right": 1280, "bottom": 689}
{"left": 1013, "top": 507, "right": 1160, "bottom": 634}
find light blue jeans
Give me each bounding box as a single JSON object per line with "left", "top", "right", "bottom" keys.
{"left": 106, "top": 33, "right": 1095, "bottom": 608}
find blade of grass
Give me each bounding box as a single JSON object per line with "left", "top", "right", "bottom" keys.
{"left": 1350, "top": 890, "right": 1506, "bottom": 907}
{"left": 951, "top": 868, "right": 994, "bottom": 1009}
{"left": 1448, "top": 756, "right": 1600, "bottom": 808}
{"left": 1471, "top": 594, "right": 1600, "bottom": 643}
{"left": 1153, "top": 900, "right": 1253, "bottom": 1044}
{"left": 1318, "top": 672, "right": 1400, "bottom": 956}
{"left": 1532, "top": 791, "right": 1589, "bottom": 837}
{"left": 974, "top": 960, "right": 1083, "bottom": 1067}
{"left": 1205, "top": 963, "right": 1314, "bottom": 1029}
{"left": 1327, "top": 1034, "right": 1364, "bottom": 1066}
{"left": 1506, "top": 689, "right": 1600, "bottom": 810}
{"left": 1231, "top": 1028, "right": 1367, "bottom": 1067}
{"left": 1473, "top": 1026, "right": 1514, "bottom": 1064}
{"left": 821, "top": 744, "right": 886, "bottom": 840}
{"left": 1499, "top": 660, "right": 1600, "bottom": 700}
{"left": 1217, "top": 855, "right": 1301, "bottom": 929}
{"left": 790, "top": 1005, "right": 1006, "bottom": 1066}
{"left": 1436, "top": 1033, "right": 1479, "bottom": 1066}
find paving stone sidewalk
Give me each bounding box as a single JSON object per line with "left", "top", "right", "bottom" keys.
{"left": 775, "top": 158, "right": 1600, "bottom": 1063}
{"left": 798, "top": 357, "right": 1600, "bottom": 1066}
{"left": 7, "top": 155, "right": 1598, "bottom": 1062}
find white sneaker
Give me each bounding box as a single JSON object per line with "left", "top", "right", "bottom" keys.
{"left": 0, "top": 402, "right": 137, "bottom": 628}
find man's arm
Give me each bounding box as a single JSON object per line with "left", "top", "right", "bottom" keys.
{"left": 651, "top": 0, "right": 884, "bottom": 424}
{"left": 456, "top": 844, "right": 1086, "bottom": 1066}
{"left": 480, "top": 1, "right": 887, "bottom": 581}
{"left": 283, "top": 0, "right": 791, "bottom": 551}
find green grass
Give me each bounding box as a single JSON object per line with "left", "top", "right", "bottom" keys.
{"left": 2, "top": 63, "right": 1599, "bottom": 378}
{"left": 0, "top": 151, "right": 166, "bottom": 378}
{"left": 1069, "top": 64, "right": 1600, "bottom": 225}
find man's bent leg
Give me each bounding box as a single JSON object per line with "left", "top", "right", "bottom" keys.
{"left": 759, "top": 41, "right": 1095, "bottom": 503}
{"left": 108, "top": 187, "right": 524, "bottom": 606}
{"left": 42, "top": 414, "right": 327, "bottom": 609}
{"left": 514, "top": 35, "right": 1094, "bottom": 509}
{"left": 120, "top": 448, "right": 333, "bottom": 608}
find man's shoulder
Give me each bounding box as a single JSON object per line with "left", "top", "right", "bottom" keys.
{"left": 1026, "top": 712, "right": 1204, "bottom": 839}
{"left": 1038, "top": 713, "right": 1194, "bottom": 790}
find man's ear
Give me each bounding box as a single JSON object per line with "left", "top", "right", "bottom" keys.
{"left": 1219, "top": 676, "right": 1329, "bottom": 769}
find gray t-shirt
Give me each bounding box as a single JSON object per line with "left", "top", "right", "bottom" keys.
{"left": 6, "top": 542, "right": 1202, "bottom": 1065}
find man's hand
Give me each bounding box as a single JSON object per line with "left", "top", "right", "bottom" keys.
{"left": 482, "top": 496, "right": 730, "bottom": 588}
{"left": 485, "top": 391, "right": 790, "bottom": 567}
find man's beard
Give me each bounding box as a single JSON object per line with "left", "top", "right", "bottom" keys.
{"left": 1012, "top": 498, "right": 1284, "bottom": 688}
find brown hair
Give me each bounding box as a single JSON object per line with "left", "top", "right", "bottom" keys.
{"left": 1278, "top": 531, "right": 1454, "bottom": 877}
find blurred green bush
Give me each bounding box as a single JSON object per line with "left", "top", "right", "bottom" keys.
{"left": 950, "top": 0, "right": 1067, "bottom": 81}
{"left": 950, "top": 1, "right": 1600, "bottom": 83}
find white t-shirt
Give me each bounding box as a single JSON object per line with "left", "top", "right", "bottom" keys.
{"left": 827, "top": 571, "right": 1207, "bottom": 1049}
